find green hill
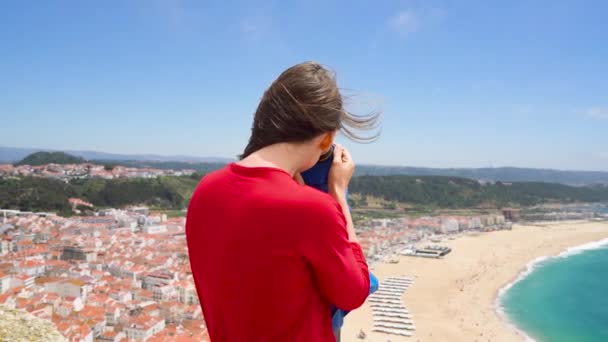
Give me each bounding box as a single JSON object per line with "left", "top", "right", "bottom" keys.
{"left": 15, "top": 151, "right": 85, "bottom": 166}
{"left": 92, "top": 159, "right": 226, "bottom": 174}
{"left": 0, "top": 174, "right": 200, "bottom": 215}
{"left": 349, "top": 175, "right": 608, "bottom": 208}
{"left": 89, "top": 158, "right": 608, "bottom": 186}
{"left": 1, "top": 173, "right": 608, "bottom": 216}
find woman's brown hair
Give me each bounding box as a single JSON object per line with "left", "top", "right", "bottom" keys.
{"left": 241, "top": 61, "right": 381, "bottom": 159}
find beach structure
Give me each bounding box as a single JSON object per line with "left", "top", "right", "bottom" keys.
{"left": 370, "top": 303, "right": 407, "bottom": 310}
{"left": 369, "top": 294, "right": 401, "bottom": 300}
{"left": 381, "top": 282, "right": 411, "bottom": 286}
{"left": 375, "top": 287, "right": 405, "bottom": 292}
{"left": 372, "top": 306, "right": 409, "bottom": 312}
{"left": 374, "top": 322, "right": 416, "bottom": 330}
{"left": 374, "top": 288, "right": 404, "bottom": 296}
{"left": 369, "top": 299, "right": 403, "bottom": 305}
{"left": 374, "top": 320, "right": 415, "bottom": 330}
{"left": 373, "top": 317, "right": 414, "bottom": 325}
{"left": 384, "top": 279, "right": 414, "bottom": 284}
{"left": 383, "top": 282, "right": 413, "bottom": 286}
{"left": 371, "top": 305, "right": 408, "bottom": 311}
{"left": 373, "top": 292, "right": 404, "bottom": 297}
{"left": 386, "top": 276, "right": 414, "bottom": 281}
{"left": 370, "top": 276, "right": 416, "bottom": 338}
{"left": 382, "top": 281, "right": 413, "bottom": 287}
{"left": 380, "top": 284, "right": 411, "bottom": 289}
{"left": 374, "top": 312, "right": 413, "bottom": 319}
{"left": 382, "top": 283, "right": 412, "bottom": 288}
{"left": 371, "top": 292, "right": 403, "bottom": 297}
{"left": 379, "top": 286, "right": 410, "bottom": 292}
{"left": 399, "top": 246, "right": 449, "bottom": 258}
{"left": 384, "top": 280, "right": 414, "bottom": 286}
{"left": 372, "top": 328, "right": 413, "bottom": 337}
{"left": 373, "top": 308, "right": 410, "bottom": 314}
{"left": 370, "top": 302, "right": 405, "bottom": 309}
{"left": 424, "top": 245, "right": 451, "bottom": 255}
{"left": 374, "top": 309, "right": 411, "bottom": 316}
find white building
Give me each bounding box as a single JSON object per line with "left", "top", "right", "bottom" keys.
{"left": 124, "top": 316, "right": 165, "bottom": 341}
{"left": 440, "top": 218, "right": 459, "bottom": 234}
{"left": 142, "top": 271, "right": 175, "bottom": 290}
{"left": 468, "top": 217, "right": 482, "bottom": 230}
{"left": 105, "top": 306, "right": 121, "bottom": 326}
{"left": 15, "top": 261, "right": 46, "bottom": 277}
{"left": 142, "top": 225, "right": 167, "bottom": 234}
{"left": 44, "top": 279, "right": 88, "bottom": 301}
{"left": 11, "top": 274, "right": 35, "bottom": 289}
{"left": 0, "top": 272, "right": 10, "bottom": 294}
{"left": 109, "top": 290, "right": 132, "bottom": 303}
{"left": 178, "top": 284, "right": 200, "bottom": 305}
{"left": 0, "top": 239, "right": 11, "bottom": 255}
{"left": 152, "top": 284, "right": 176, "bottom": 302}
{"left": 98, "top": 331, "right": 125, "bottom": 342}
{"left": 371, "top": 219, "right": 392, "bottom": 228}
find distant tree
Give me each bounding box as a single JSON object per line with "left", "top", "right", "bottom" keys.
{"left": 383, "top": 201, "right": 397, "bottom": 210}
{"left": 2, "top": 173, "right": 608, "bottom": 215}
{"left": 75, "top": 204, "right": 94, "bottom": 216}
{"left": 15, "top": 151, "right": 85, "bottom": 166}
{"left": 189, "top": 172, "right": 203, "bottom": 180}
{"left": 359, "top": 196, "right": 369, "bottom": 207}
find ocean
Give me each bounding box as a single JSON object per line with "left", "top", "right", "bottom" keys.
{"left": 499, "top": 238, "right": 608, "bottom": 341}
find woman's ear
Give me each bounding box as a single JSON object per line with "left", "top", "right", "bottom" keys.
{"left": 319, "top": 131, "right": 337, "bottom": 152}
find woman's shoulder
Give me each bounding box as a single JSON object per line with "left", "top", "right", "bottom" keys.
{"left": 279, "top": 184, "right": 342, "bottom": 215}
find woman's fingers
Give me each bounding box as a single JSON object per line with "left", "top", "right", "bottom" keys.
{"left": 341, "top": 147, "right": 352, "bottom": 163}
{"left": 333, "top": 144, "right": 344, "bottom": 164}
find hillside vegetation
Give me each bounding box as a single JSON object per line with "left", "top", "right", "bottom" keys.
{"left": 15, "top": 151, "right": 85, "bottom": 166}
{"left": 2, "top": 173, "right": 608, "bottom": 216}
{"left": 0, "top": 175, "right": 200, "bottom": 215}
{"left": 349, "top": 175, "right": 608, "bottom": 208}
{"left": 9, "top": 150, "right": 608, "bottom": 186}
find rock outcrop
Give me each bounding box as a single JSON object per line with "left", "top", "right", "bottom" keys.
{"left": 0, "top": 306, "right": 65, "bottom": 342}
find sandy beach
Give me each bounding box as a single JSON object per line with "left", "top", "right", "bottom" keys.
{"left": 341, "top": 221, "right": 608, "bottom": 342}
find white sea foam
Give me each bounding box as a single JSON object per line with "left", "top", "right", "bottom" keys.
{"left": 494, "top": 237, "right": 608, "bottom": 342}
{"left": 556, "top": 237, "right": 608, "bottom": 258}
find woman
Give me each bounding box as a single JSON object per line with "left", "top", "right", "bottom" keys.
{"left": 299, "top": 146, "right": 379, "bottom": 342}
{"left": 186, "top": 61, "right": 380, "bottom": 341}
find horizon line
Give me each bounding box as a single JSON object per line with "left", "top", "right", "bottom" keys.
{"left": 1, "top": 145, "right": 607, "bottom": 173}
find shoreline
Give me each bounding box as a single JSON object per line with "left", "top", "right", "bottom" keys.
{"left": 494, "top": 235, "right": 608, "bottom": 342}
{"left": 342, "top": 220, "right": 608, "bottom": 342}
{"left": 492, "top": 252, "right": 552, "bottom": 342}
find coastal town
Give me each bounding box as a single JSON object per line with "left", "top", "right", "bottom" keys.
{"left": 0, "top": 208, "right": 205, "bottom": 341}
{"left": 3, "top": 201, "right": 603, "bottom": 341}
{"left": 1, "top": 160, "right": 608, "bottom": 341}
{"left": 0, "top": 199, "right": 513, "bottom": 342}
{"left": 0, "top": 163, "right": 197, "bottom": 181}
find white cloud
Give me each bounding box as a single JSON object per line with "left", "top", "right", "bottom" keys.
{"left": 586, "top": 107, "right": 608, "bottom": 120}
{"left": 240, "top": 13, "right": 273, "bottom": 42}
{"left": 152, "top": 0, "right": 187, "bottom": 28}
{"left": 388, "top": 10, "right": 419, "bottom": 35}
{"left": 387, "top": 7, "right": 445, "bottom": 37}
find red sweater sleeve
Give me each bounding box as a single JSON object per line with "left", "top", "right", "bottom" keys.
{"left": 300, "top": 198, "right": 370, "bottom": 311}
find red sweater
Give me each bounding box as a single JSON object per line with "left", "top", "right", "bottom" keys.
{"left": 186, "top": 163, "right": 370, "bottom": 341}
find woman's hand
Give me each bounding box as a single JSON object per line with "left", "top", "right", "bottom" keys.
{"left": 328, "top": 144, "right": 355, "bottom": 199}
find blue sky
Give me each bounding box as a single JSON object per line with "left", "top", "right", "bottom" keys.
{"left": 1, "top": 0, "right": 607, "bottom": 170}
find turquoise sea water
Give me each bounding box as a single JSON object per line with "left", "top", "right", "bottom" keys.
{"left": 501, "top": 239, "right": 608, "bottom": 341}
